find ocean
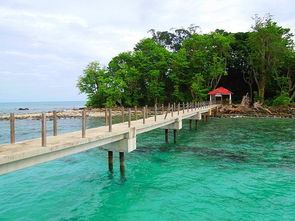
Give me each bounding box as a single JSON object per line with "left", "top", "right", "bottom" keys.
{"left": 0, "top": 101, "right": 85, "bottom": 115}
{"left": 0, "top": 102, "right": 294, "bottom": 220}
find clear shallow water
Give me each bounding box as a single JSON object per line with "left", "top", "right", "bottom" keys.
{"left": 0, "top": 118, "right": 294, "bottom": 220}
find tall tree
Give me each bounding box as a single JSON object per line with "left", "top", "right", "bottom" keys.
{"left": 133, "top": 38, "right": 171, "bottom": 105}
{"left": 149, "top": 24, "right": 199, "bottom": 51}
{"left": 77, "top": 62, "right": 108, "bottom": 107}
{"left": 277, "top": 50, "right": 295, "bottom": 101}
{"left": 248, "top": 15, "right": 293, "bottom": 102}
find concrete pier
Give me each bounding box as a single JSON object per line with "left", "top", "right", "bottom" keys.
{"left": 0, "top": 104, "right": 219, "bottom": 175}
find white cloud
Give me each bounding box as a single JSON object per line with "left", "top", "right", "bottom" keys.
{"left": 0, "top": 0, "right": 294, "bottom": 102}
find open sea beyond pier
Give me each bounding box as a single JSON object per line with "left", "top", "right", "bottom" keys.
{"left": 0, "top": 102, "right": 294, "bottom": 220}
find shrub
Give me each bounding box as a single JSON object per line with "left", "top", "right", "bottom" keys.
{"left": 272, "top": 92, "right": 291, "bottom": 106}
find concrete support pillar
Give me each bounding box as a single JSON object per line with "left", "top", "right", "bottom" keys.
{"left": 119, "top": 152, "right": 125, "bottom": 174}
{"left": 108, "top": 151, "right": 113, "bottom": 172}
{"left": 165, "top": 129, "right": 169, "bottom": 143}
{"left": 173, "top": 129, "right": 177, "bottom": 144}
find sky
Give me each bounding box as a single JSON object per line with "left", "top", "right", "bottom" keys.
{"left": 0, "top": 0, "right": 294, "bottom": 102}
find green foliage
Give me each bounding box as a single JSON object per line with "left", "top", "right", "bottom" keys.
{"left": 272, "top": 92, "right": 292, "bottom": 106}
{"left": 248, "top": 15, "right": 294, "bottom": 101}
{"left": 77, "top": 16, "right": 294, "bottom": 107}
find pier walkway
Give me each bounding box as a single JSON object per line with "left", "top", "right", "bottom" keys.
{"left": 0, "top": 104, "right": 219, "bottom": 175}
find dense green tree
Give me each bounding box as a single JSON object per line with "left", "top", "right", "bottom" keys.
{"left": 133, "top": 38, "right": 171, "bottom": 104}
{"left": 77, "top": 62, "right": 108, "bottom": 107}
{"left": 149, "top": 24, "right": 199, "bottom": 51}
{"left": 77, "top": 16, "right": 294, "bottom": 107}
{"left": 248, "top": 15, "right": 293, "bottom": 101}
{"left": 108, "top": 52, "right": 142, "bottom": 106}
{"left": 225, "top": 32, "right": 254, "bottom": 101}
{"left": 172, "top": 32, "right": 233, "bottom": 101}
{"left": 277, "top": 50, "right": 295, "bottom": 101}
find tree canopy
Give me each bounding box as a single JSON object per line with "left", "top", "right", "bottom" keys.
{"left": 77, "top": 15, "right": 295, "bottom": 107}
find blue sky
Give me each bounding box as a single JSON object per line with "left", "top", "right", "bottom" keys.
{"left": 0, "top": 0, "right": 294, "bottom": 102}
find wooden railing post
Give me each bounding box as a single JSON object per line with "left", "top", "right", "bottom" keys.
{"left": 143, "top": 106, "right": 146, "bottom": 124}
{"left": 173, "top": 103, "right": 176, "bottom": 113}
{"left": 183, "top": 102, "right": 185, "bottom": 113}
{"left": 41, "top": 113, "right": 46, "bottom": 147}
{"left": 82, "top": 110, "right": 86, "bottom": 138}
{"left": 53, "top": 111, "right": 57, "bottom": 136}
{"left": 145, "top": 105, "right": 148, "bottom": 118}
{"left": 178, "top": 103, "right": 180, "bottom": 115}
{"left": 171, "top": 103, "right": 173, "bottom": 117}
{"left": 105, "top": 108, "right": 108, "bottom": 126}
{"left": 135, "top": 106, "right": 137, "bottom": 120}
{"left": 121, "top": 107, "right": 125, "bottom": 123}
{"left": 10, "top": 113, "right": 15, "bottom": 144}
{"left": 109, "top": 108, "right": 112, "bottom": 132}
{"left": 154, "top": 104, "right": 157, "bottom": 121}
{"left": 128, "top": 108, "right": 131, "bottom": 127}
{"left": 161, "top": 104, "right": 164, "bottom": 114}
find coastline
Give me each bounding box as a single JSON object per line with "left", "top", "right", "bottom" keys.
{"left": 0, "top": 105, "right": 294, "bottom": 120}
{"left": 215, "top": 105, "right": 295, "bottom": 119}
{"left": 0, "top": 108, "right": 142, "bottom": 120}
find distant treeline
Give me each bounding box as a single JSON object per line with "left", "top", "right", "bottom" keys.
{"left": 77, "top": 15, "right": 295, "bottom": 107}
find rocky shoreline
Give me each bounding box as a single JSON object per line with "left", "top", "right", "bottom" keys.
{"left": 215, "top": 105, "right": 295, "bottom": 119}
{"left": 0, "top": 105, "right": 294, "bottom": 120}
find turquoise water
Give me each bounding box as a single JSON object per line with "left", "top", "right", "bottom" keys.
{"left": 0, "top": 118, "right": 295, "bottom": 220}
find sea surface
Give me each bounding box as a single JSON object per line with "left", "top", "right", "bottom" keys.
{"left": 0, "top": 103, "right": 294, "bottom": 220}
{"left": 0, "top": 101, "right": 85, "bottom": 115}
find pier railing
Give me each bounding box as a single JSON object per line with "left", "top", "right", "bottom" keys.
{"left": 1, "top": 101, "right": 217, "bottom": 146}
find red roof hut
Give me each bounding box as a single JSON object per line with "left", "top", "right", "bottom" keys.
{"left": 208, "top": 87, "right": 233, "bottom": 104}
